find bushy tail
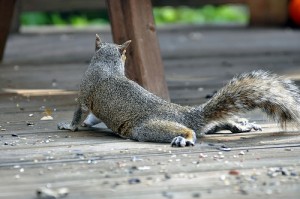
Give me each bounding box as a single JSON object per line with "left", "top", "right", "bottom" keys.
{"left": 201, "top": 70, "right": 300, "bottom": 127}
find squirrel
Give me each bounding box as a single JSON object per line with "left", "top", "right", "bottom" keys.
{"left": 58, "top": 34, "right": 300, "bottom": 147}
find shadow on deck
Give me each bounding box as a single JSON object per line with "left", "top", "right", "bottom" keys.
{"left": 0, "top": 27, "right": 300, "bottom": 199}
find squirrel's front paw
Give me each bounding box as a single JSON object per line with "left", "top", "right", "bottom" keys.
{"left": 171, "top": 136, "right": 195, "bottom": 147}
{"left": 57, "top": 122, "right": 78, "bottom": 132}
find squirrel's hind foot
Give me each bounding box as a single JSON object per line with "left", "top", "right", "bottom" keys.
{"left": 171, "top": 136, "right": 195, "bottom": 147}
{"left": 231, "top": 118, "right": 262, "bottom": 133}
{"left": 203, "top": 118, "right": 262, "bottom": 134}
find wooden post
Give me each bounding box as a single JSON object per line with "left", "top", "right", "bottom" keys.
{"left": 0, "top": 0, "right": 16, "bottom": 61}
{"left": 247, "top": 0, "right": 288, "bottom": 26}
{"left": 106, "top": 0, "right": 170, "bottom": 101}
{"left": 10, "top": 0, "right": 21, "bottom": 33}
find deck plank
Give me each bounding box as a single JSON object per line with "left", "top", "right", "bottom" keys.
{"left": 0, "top": 28, "right": 300, "bottom": 198}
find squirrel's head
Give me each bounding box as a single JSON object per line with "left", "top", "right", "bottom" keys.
{"left": 94, "top": 34, "right": 131, "bottom": 63}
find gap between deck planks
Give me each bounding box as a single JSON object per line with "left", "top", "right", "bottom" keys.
{"left": 0, "top": 28, "right": 300, "bottom": 199}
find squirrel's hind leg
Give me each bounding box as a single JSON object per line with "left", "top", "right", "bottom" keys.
{"left": 130, "top": 120, "right": 196, "bottom": 147}
{"left": 82, "top": 112, "right": 102, "bottom": 127}
{"left": 203, "top": 118, "right": 262, "bottom": 134}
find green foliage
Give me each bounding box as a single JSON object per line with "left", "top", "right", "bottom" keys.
{"left": 21, "top": 11, "right": 109, "bottom": 27}
{"left": 70, "top": 15, "right": 89, "bottom": 27}
{"left": 50, "top": 13, "right": 66, "bottom": 25}
{"left": 153, "top": 5, "right": 249, "bottom": 25}
{"left": 21, "top": 12, "right": 50, "bottom": 26}
{"left": 214, "top": 5, "right": 248, "bottom": 23}
{"left": 21, "top": 5, "right": 248, "bottom": 27}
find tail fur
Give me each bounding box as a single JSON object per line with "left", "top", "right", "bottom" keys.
{"left": 201, "top": 70, "right": 300, "bottom": 127}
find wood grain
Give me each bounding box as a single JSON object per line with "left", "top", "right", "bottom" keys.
{"left": 247, "top": 0, "right": 288, "bottom": 26}
{"left": 0, "top": 28, "right": 300, "bottom": 199}
{"left": 0, "top": 0, "right": 16, "bottom": 61}
{"left": 107, "top": 0, "right": 170, "bottom": 100}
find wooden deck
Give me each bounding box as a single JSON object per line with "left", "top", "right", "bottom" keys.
{"left": 1, "top": 27, "right": 300, "bottom": 199}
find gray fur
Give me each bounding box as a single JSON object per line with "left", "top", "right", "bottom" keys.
{"left": 58, "top": 35, "right": 300, "bottom": 147}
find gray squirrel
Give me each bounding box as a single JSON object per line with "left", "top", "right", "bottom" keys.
{"left": 58, "top": 34, "right": 300, "bottom": 147}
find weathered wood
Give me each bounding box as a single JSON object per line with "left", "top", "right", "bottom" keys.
{"left": 106, "top": 0, "right": 170, "bottom": 100}
{"left": 2, "top": 29, "right": 300, "bottom": 104}
{"left": 247, "top": 0, "right": 288, "bottom": 26}
{"left": 16, "top": 0, "right": 247, "bottom": 11}
{"left": 21, "top": 0, "right": 106, "bottom": 12}
{"left": 1, "top": 28, "right": 300, "bottom": 199}
{"left": 0, "top": 0, "right": 16, "bottom": 61}
{"left": 152, "top": 0, "right": 248, "bottom": 7}
{"left": 10, "top": 0, "right": 21, "bottom": 33}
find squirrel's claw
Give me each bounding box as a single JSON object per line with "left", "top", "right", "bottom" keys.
{"left": 171, "top": 136, "right": 195, "bottom": 147}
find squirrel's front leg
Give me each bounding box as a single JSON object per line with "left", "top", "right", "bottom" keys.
{"left": 58, "top": 105, "right": 89, "bottom": 131}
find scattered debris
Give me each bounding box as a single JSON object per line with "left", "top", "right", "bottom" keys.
{"left": 137, "top": 166, "right": 151, "bottom": 170}
{"left": 73, "top": 150, "right": 85, "bottom": 159}
{"left": 26, "top": 121, "right": 35, "bottom": 126}
{"left": 162, "top": 191, "right": 173, "bottom": 199}
{"left": 192, "top": 192, "right": 201, "bottom": 198}
{"left": 40, "top": 108, "right": 53, "bottom": 120}
{"left": 197, "top": 87, "right": 204, "bottom": 92}
{"left": 229, "top": 169, "right": 240, "bottom": 176}
{"left": 218, "top": 145, "right": 232, "bottom": 152}
{"left": 164, "top": 173, "right": 171, "bottom": 180}
{"left": 284, "top": 148, "right": 293, "bottom": 151}
{"left": 43, "top": 108, "right": 53, "bottom": 116}
{"left": 87, "top": 159, "right": 98, "bottom": 164}
{"left": 219, "top": 175, "right": 226, "bottom": 181}
{"left": 267, "top": 167, "right": 298, "bottom": 178}
{"left": 131, "top": 156, "right": 143, "bottom": 162}
{"left": 290, "top": 171, "right": 298, "bottom": 176}
{"left": 41, "top": 116, "right": 54, "bottom": 121}
{"left": 36, "top": 187, "right": 69, "bottom": 199}
{"left": 213, "top": 153, "right": 224, "bottom": 160}
{"left": 239, "top": 188, "right": 248, "bottom": 195}
{"left": 52, "top": 79, "right": 57, "bottom": 87}
{"left": 14, "top": 65, "right": 20, "bottom": 71}
{"left": 199, "top": 153, "right": 208, "bottom": 158}
{"left": 128, "top": 178, "right": 141, "bottom": 184}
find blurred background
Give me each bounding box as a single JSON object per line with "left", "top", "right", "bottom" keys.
{"left": 10, "top": 0, "right": 300, "bottom": 32}
{"left": 20, "top": 5, "right": 249, "bottom": 28}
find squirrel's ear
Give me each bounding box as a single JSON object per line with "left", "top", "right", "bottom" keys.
{"left": 118, "top": 40, "right": 131, "bottom": 51}
{"left": 95, "top": 34, "right": 102, "bottom": 51}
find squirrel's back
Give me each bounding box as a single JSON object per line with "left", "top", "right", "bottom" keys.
{"left": 88, "top": 76, "right": 187, "bottom": 132}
